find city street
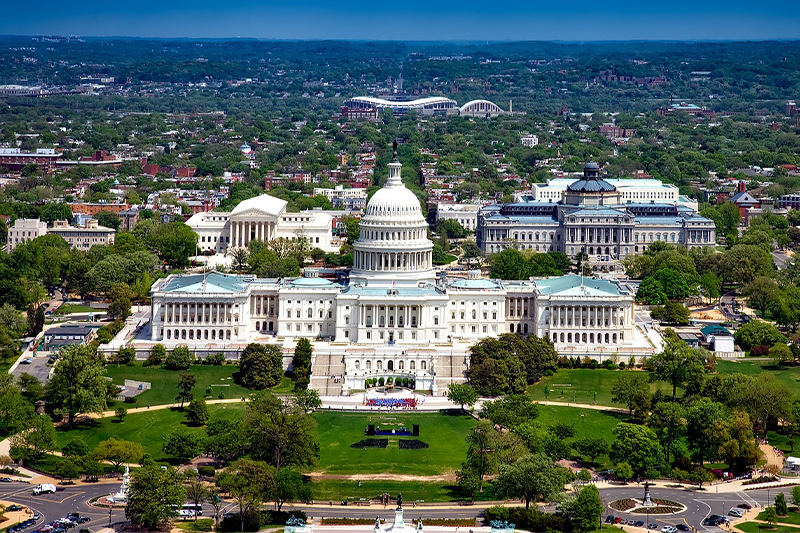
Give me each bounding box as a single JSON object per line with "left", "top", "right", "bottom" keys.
{"left": 0, "top": 480, "right": 795, "bottom": 532}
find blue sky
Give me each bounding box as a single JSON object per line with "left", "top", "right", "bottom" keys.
{"left": 1, "top": 0, "right": 798, "bottom": 40}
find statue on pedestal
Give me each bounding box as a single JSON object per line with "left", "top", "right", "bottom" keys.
{"left": 397, "top": 493, "right": 403, "bottom": 509}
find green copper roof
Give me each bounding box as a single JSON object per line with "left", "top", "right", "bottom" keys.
{"left": 289, "top": 277, "right": 335, "bottom": 288}
{"left": 535, "top": 275, "right": 623, "bottom": 296}
{"left": 161, "top": 272, "right": 249, "bottom": 294}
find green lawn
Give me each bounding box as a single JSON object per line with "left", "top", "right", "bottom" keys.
{"left": 54, "top": 304, "right": 95, "bottom": 315}
{"left": 55, "top": 404, "right": 246, "bottom": 461}
{"left": 716, "top": 361, "right": 800, "bottom": 400}
{"left": 104, "top": 363, "right": 253, "bottom": 405}
{"left": 537, "top": 405, "right": 628, "bottom": 468}
{"left": 309, "top": 479, "right": 475, "bottom": 503}
{"left": 312, "top": 411, "right": 475, "bottom": 476}
{"left": 756, "top": 511, "right": 800, "bottom": 526}
{"left": 528, "top": 368, "right": 674, "bottom": 407}
{"left": 737, "top": 522, "right": 800, "bottom": 533}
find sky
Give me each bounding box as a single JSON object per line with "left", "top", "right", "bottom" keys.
{"left": 1, "top": 0, "right": 799, "bottom": 41}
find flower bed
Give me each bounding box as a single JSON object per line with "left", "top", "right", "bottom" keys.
{"left": 609, "top": 498, "right": 685, "bottom": 515}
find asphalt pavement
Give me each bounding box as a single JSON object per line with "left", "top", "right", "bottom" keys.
{"left": 0, "top": 480, "right": 795, "bottom": 532}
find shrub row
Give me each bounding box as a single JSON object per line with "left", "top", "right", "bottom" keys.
{"left": 320, "top": 518, "right": 377, "bottom": 525}
{"left": 412, "top": 519, "right": 476, "bottom": 526}
{"left": 398, "top": 439, "right": 429, "bottom": 450}
{"left": 483, "top": 506, "right": 570, "bottom": 531}
{"left": 219, "top": 510, "right": 307, "bottom": 532}
{"left": 364, "top": 377, "right": 416, "bottom": 388}
{"left": 557, "top": 355, "right": 636, "bottom": 370}
{"left": 350, "top": 439, "right": 388, "bottom": 449}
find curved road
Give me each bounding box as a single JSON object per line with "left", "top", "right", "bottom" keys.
{"left": 0, "top": 480, "right": 794, "bottom": 531}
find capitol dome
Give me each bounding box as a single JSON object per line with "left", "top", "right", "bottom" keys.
{"left": 349, "top": 147, "right": 435, "bottom": 288}
{"left": 566, "top": 162, "right": 616, "bottom": 193}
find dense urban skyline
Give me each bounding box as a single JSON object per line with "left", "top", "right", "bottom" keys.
{"left": 1, "top": 0, "right": 799, "bottom": 40}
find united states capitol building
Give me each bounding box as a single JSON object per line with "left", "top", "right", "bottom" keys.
{"left": 146, "top": 154, "right": 656, "bottom": 394}
{"left": 477, "top": 163, "right": 716, "bottom": 258}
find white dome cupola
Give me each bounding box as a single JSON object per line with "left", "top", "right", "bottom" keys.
{"left": 349, "top": 143, "right": 435, "bottom": 288}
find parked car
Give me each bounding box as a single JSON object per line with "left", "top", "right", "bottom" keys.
{"left": 634, "top": 521, "right": 645, "bottom": 527}
{"left": 737, "top": 503, "right": 753, "bottom": 510}
{"left": 661, "top": 526, "right": 677, "bottom": 533}
{"left": 649, "top": 525, "right": 659, "bottom": 530}
{"left": 0, "top": 476, "right": 15, "bottom": 482}
{"left": 32, "top": 484, "right": 56, "bottom": 495}
{"left": 8, "top": 505, "right": 24, "bottom": 511}
{"left": 677, "top": 524, "right": 691, "bottom": 531}
{"left": 606, "top": 516, "right": 616, "bottom": 524}
{"left": 729, "top": 508, "right": 745, "bottom": 517}
{"left": 21, "top": 358, "right": 33, "bottom": 365}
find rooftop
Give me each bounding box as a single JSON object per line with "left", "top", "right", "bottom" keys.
{"left": 535, "top": 275, "right": 626, "bottom": 297}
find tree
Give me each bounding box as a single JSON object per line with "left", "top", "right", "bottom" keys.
{"left": 740, "top": 374, "right": 792, "bottom": 438}
{"left": 149, "top": 344, "right": 166, "bottom": 366}
{"left": 177, "top": 372, "right": 196, "bottom": 408}
{"left": 95, "top": 210, "right": 121, "bottom": 231}
{"left": 126, "top": 464, "right": 186, "bottom": 529}
{"left": 734, "top": 321, "right": 787, "bottom": 351}
{"left": 636, "top": 277, "right": 668, "bottom": 305}
{"left": 495, "top": 453, "right": 571, "bottom": 508}
{"left": 162, "top": 426, "right": 204, "bottom": 463}
{"left": 743, "top": 276, "right": 779, "bottom": 317}
{"left": 187, "top": 397, "right": 209, "bottom": 426}
{"left": 775, "top": 490, "right": 788, "bottom": 516}
{"left": 108, "top": 282, "right": 134, "bottom": 321}
{"left": 115, "top": 406, "right": 127, "bottom": 422}
{"left": 467, "top": 334, "right": 558, "bottom": 396}
{"left": 56, "top": 458, "right": 80, "bottom": 484}
{"left": 292, "top": 388, "right": 321, "bottom": 414}
{"left": 114, "top": 346, "right": 136, "bottom": 366}
{"left": 447, "top": 383, "right": 478, "bottom": 413}
{"left": 456, "top": 462, "right": 483, "bottom": 502}
{"left": 610, "top": 423, "right": 662, "bottom": 475}
{"left": 26, "top": 304, "right": 45, "bottom": 337}
{"left": 573, "top": 437, "right": 609, "bottom": 464}
{"left": 649, "top": 402, "right": 686, "bottom": 465}
{"left": 217, "top": 459, "right": 273, "bottom": 532}
{"left": 791, "top": 485, "right": 800, "bottom": 506}
{"left": 273, "top": 468, "right": 311, "bottom": 511}
{"left": 9, "top": 414, "right": 57, "bottom": 464}
{"left": 0, "top": 374, "right": 35, "bottom": 435}
{"left": 45, "top": 344, "right": 108, "bottom": 426}
{"left": 571, "top": 484, "right": 604, "bottom": 532}
{"left": 144, "top": 221, "right": 198, "bottom": 268}
{"left": 686, "top": 398, "right": 728, "bottom": 465}
{"left": 166, "top": 345, "right": 194, "bottom": 370}
{"left": 238, "top": 343, "right": 284, "bottom": 389}
{"left": 648, "top": 338, "right": 705, "bottom": 400}
{"left": 763, "top": 507, "right": 778, "bottom": 527}
{"left": 61, "top": 437, "right": 90, "bottom": 458}
{"left": 490, "top": 249, "right": 530, "bottom": 280}
{"left": 244, "top": 391, "right": 319, "bottom": 468}
{"left": 651, "top": 302, "right": 691, "bottom": 325}
{"left": 292, "top": 338, "right": 312, "bottom": 382}
{"left": 770, "top": 343, "right": 793, "bottom": 365}
{"left": 207, "top": 486, "right": 224, "bottom": 531}
{"left": 230, "top": 248, "right": 250, "bottom": 272}
{"left": 653, "top": 268, "right": 690, "bottom": 301}
{"left": 205, "top": 418, "right": 245, "bottom": 464}
{"left": 185, "top": 479, "right": 208, "bottom": 522}
{"left": 611, "top": 371, "right": 650, "bottom": 415}
{"left": 614, "top": 462, "right": 634, "bottom": 483}
{"left": 94, "top": 438, "right": 144, "bottom": 472}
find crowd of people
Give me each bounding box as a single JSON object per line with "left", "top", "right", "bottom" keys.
{"left": 365, "top": 397, "right": 421, "bottom": 409}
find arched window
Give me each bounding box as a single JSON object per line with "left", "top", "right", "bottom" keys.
{"left": 471, "top": 310, "right": 476, "bottom": 319}
{"left": 377, "top": 360, "right": 383, "bottom": 370}
{"left": 567, "top": 333, "right": 572, "bottom": 343}
{"left": 433, "top": 317, "right": 439, "bottom": 325}
{"left": 398, "top": 361, "right": 404, "bottom": 370}
{"left": 510, "top": 324, "right": 515, "bottom": 333}
{"left": 366, "top": 360, "right": 372, "bottom": 370}
{"left": 523, "top": 323, "right": 528, "bottom": 334}
{"left": 410, "top": 361, "right": 416, "bottom": 370}
{"left": 355, "top": 360, "right": 361, "bottom": 370}
{"left": 560, "top": 332, "right": 565, "bottom": 342}
{"left": 226, "top": 330, "right": 231, "bottom": 340}
{"left": 307, "top": 308, "right": 313, "bottom": 318}
{"left": 420, "top": 361, "right": 427, "bottom": 370}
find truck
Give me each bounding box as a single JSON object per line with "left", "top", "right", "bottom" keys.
{"left": 32, "top": 483, "right": 56, "bottom": 495}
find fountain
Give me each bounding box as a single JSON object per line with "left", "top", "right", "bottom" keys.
{"left": 108, "top": 466, "right": 130, "bottom": 504}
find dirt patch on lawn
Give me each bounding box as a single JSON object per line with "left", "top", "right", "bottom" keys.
{"left": 304, "top": 471, "right": 458, "bottom": 482}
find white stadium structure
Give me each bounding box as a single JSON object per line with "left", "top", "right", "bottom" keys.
{"left": 342, "top": 96, "right": 505, "bottom": 117}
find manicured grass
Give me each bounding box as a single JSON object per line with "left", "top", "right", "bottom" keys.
{"left": 756, "top": 511, "right": 800, "bottom": 526}
{"left": 104, "top": 363, "right": 252, "bottom": 405}
{"left": 537, "top": 405, "right": 628, "bottom": 468}
{"left": 309, "top": 479, "right": 497, "bottom": 503}
{"left": 737, "top": 522, "right": 800, "bottom": 533}
{"left": 173, "top": 519, "right": 215, "bottom": 532}
{"left": 54, "top": 304, "right": 95, "bottom": 315}
{"left": 716, "top": 361, "right": 800, "bottom": 400}
{"left": 312, "top": 411, "right": 475, "bottom": 476}
{"left": 528, "top": 368, "right": 674, "bottom": 407}
{"left": 55, "top": 404, "right": 246, "bottom": 461}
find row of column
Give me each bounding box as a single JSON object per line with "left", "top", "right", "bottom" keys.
{"left": 567, "top": 227, "right": 632, "bottom": 244}
{"left": 232, "top": 220, "right": 276, "bottom": 248}
{"left": 358, "top": 304, "right": 419, "bottom": 329}
{"left": 163, "top": 302, "right": 235, "bottom": 324}
{"left": 549, "top": 305, "right": 625, "bottom": 328}
{"left": 250, "top": 295, "right": 276, "bottom": 317}
{"left": 355, "top": 250, "right": 431, "bottom": 271}
{"left": 507, "top": 297, "right": 534, "bottom": 318}
{"left": 688, "top": 230, "right": 713, "bottom": 243}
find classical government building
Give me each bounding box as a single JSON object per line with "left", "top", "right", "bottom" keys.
{"left": 149, "top": 153, "right": 647, "bottom": 394}
{"left": 186, "top": 195, "right": 338, "bottom": 253}
{"left": 476, "top": 163, "right": 716, "bottom": 257}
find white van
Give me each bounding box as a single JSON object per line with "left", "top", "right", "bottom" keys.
{"left": 32, "top": 484, "right": 56, "bottom": 495}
